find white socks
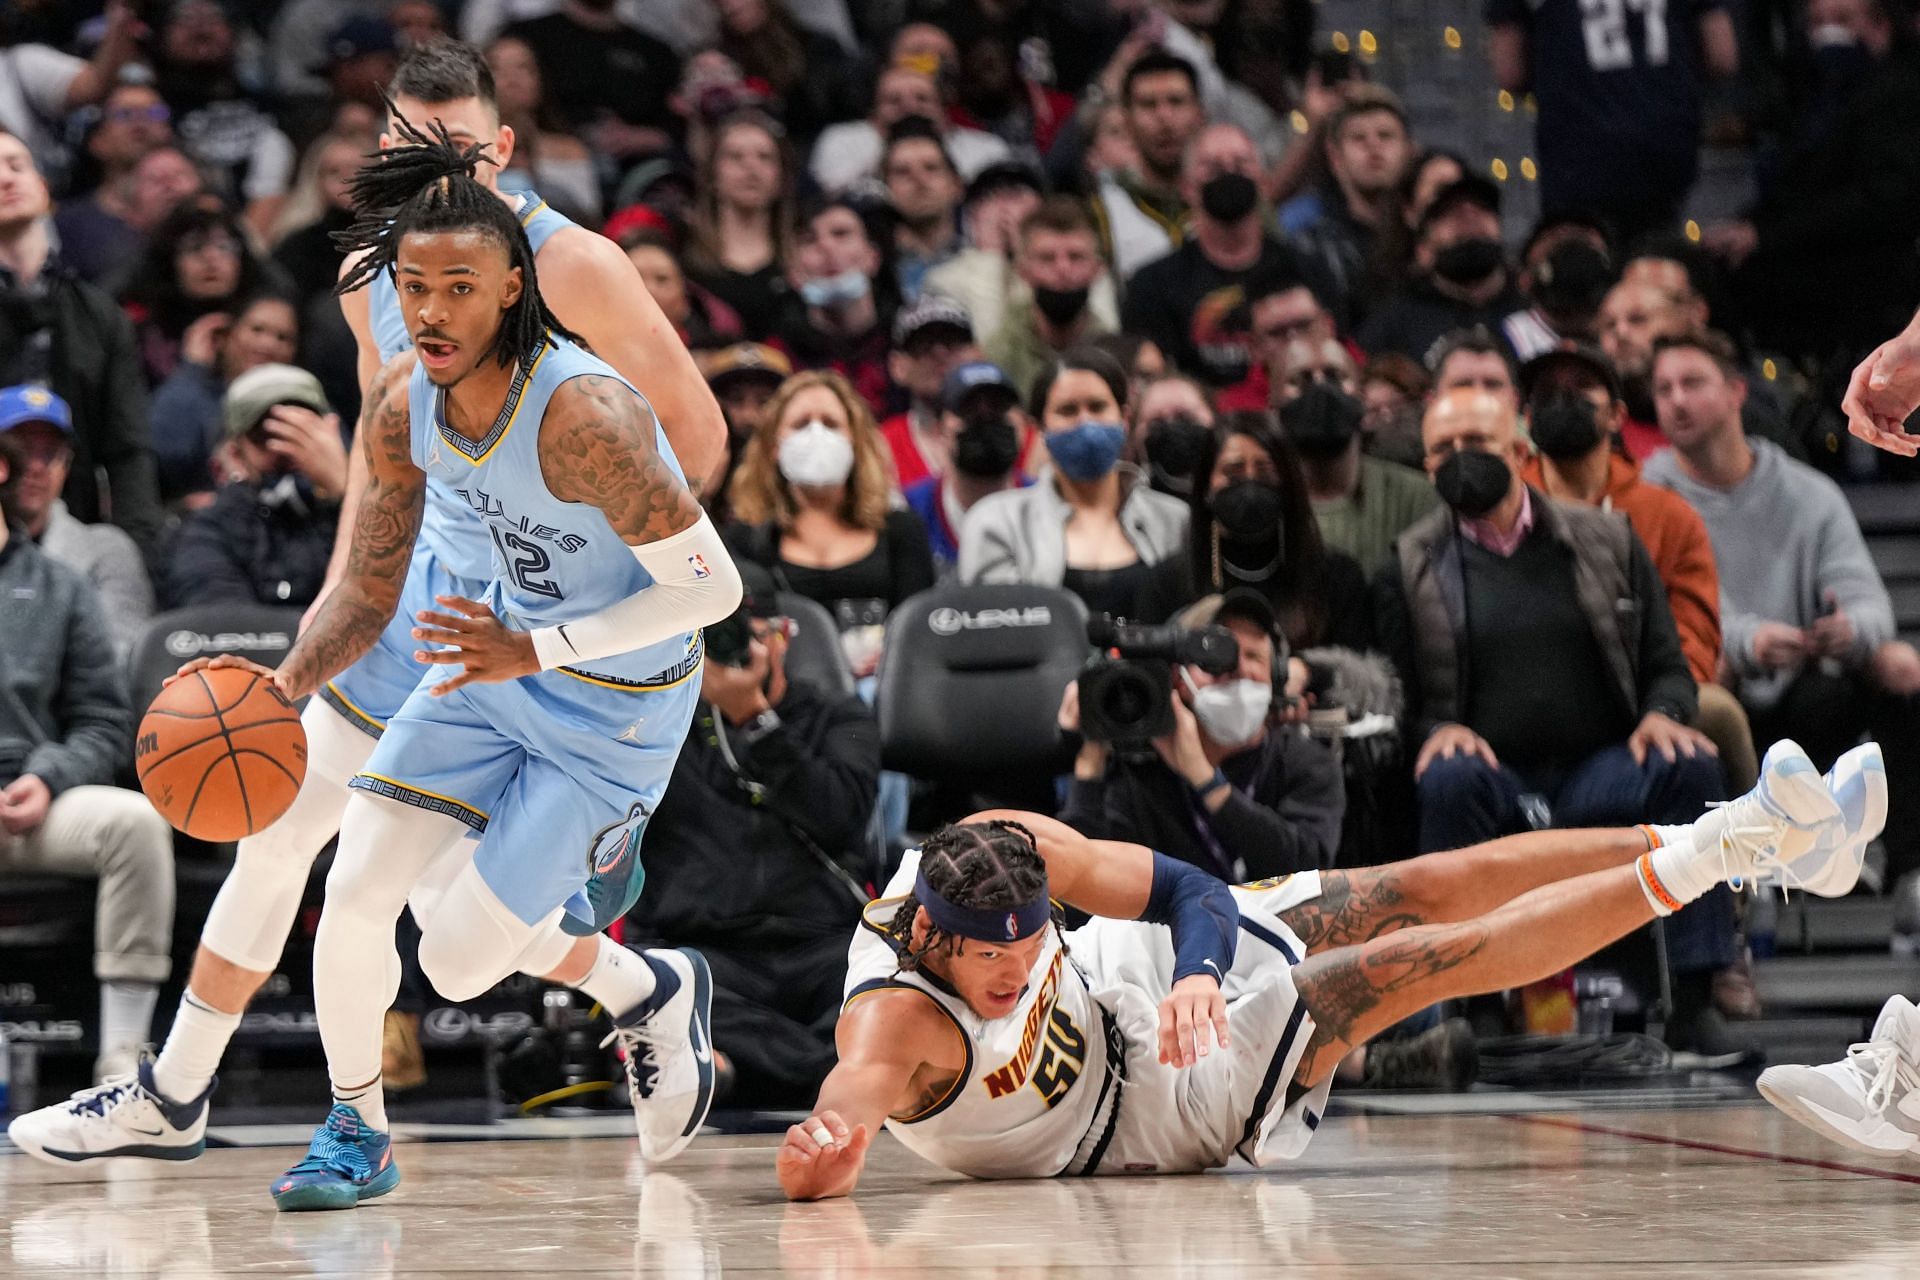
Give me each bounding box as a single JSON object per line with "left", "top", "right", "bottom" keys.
{"left": 151, "top": 990, "right": 242, "bottom": 1102}
{"left": 333, "top": 1075, "right": 388, "bottom": 1132}
{"left": 573, "top": 937, "right": 658, "bottom": 1019}
{"left": 1635, "top": 825, "right": 1722, "bottom": 916}
{"left": 99, "top": 980, "right": 159, "bottom": 1062}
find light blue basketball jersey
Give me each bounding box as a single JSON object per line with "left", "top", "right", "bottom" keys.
{"left": 369, "top": 191, "right": 574, "bottom": 582}
{"left": 405, "top": 333, "right": 701, "bottom": 689}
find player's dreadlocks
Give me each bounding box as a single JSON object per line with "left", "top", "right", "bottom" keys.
{"left": 332, "top": 104, "right": 579, "bottom": 369}
{"left": 889, "top": 820, "right": 1067, "bottom": 972}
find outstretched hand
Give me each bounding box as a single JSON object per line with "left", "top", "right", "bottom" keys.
{"left": 1842, "top": 322, "right": 1920, "bottom": 457}
{"left": 413, "top": 595, "right": 540, "bottom": 694}
{"left": 777, "top": 1109, "right": 872, "bottom": 1201}
{"left": 162, "top": 653, "right": 296, "bottom": 700}
{"left": 1157, "top": 973, "right": 1229, "bottom": 1069}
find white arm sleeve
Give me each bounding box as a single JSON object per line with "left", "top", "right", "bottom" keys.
{"left": 528, "top": 513, "right": 742, "bottom": 670}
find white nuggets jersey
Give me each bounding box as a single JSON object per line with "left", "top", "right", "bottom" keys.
{"left": 843, "top": 850, "right": 1118, "bottom": 1180}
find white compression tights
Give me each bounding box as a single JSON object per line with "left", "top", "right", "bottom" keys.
{"left": 314, "top": 791, "right": 573, "bottom": 1090}
{"left": 197, "top": 699, "right": 373, "bottom": 972}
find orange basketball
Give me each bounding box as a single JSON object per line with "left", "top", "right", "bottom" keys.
{"left": 136, "top": 667, "right": 307, "bottom": 841}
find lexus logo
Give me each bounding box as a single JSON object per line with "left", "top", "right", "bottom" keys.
{"left": 928, "top": 606, "right": 1052, "bottom": 636}
{"left": 164, "top": 629, "right": 292, "bottom": 658}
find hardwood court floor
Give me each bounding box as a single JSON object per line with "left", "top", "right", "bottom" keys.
{"left": 4, "top": 1099, "right": 1918, "bottom": 1278}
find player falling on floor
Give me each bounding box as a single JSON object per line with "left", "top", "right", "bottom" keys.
{"left": 7, "top": 39, "right": 725, "bottom": 1171}
{"left": 1756, "top": 306, "right": 1920, "bottom": 1156}
{"left": 776, "top": 740, "right": 1886, "bottom": 1199}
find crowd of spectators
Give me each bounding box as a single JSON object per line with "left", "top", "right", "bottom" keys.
{"left": 4, "top": 0, "right": 1920, "bottom": 1103}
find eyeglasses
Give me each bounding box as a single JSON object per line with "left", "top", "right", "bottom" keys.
{"left": 107, "top": 104, "right": 171, "bottom": 126}
{"left": 8, "top": 438, "right": 72, "bottom": 468}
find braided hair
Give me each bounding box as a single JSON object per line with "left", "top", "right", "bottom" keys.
{"left": 888, "top": 820, "right": 1066, "bottom": 972}
{"left": 332, "top": 105, "right": 579, "bottom": 370}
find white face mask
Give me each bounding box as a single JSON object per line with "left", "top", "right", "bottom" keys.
{"left": 777, "top": 418, "right": 857, "bottom": 487}
{"left": 1185, "top": 674, "right": 1272, "bottom": 748}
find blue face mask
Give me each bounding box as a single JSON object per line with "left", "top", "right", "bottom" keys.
{"left": 1046, "top": 419, "right": 1127, "bottom": 483}
{"left": 799, "top": 267, "right": 871, "bottom": 309}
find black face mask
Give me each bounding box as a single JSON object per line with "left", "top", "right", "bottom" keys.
{"left": 1143, "top": 413, "right": 1212, "bottom": 488}
{"left": 953, "top": 411, "right": 1021, "bottom": 478}
{"left": 1533, "top": 241, "right": 1614, "bottom": 318}
{"left": 1199, "top": 172, "right": 1260, "bottom": 223}
{"left": 1032, "top": 283, "right": 1090, "bottom": 327}
{"left": 1528, "top": 392, "right": 1605, "bottom": 462}
{"left": 1432, "top": 236, "right": 1504, "bottom": 285}
{"left": 1434, "top": 449, "right": 1513, "bottom": 517}
{"left": 1211, "top": 478, "right": 1285, "bottom": 542}
{"left": 1280, "top": 383, "right": 1363, "bottom": 460}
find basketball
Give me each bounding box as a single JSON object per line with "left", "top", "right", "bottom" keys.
{"left": 135, "top": 667, "right": 307, "bottom": 841}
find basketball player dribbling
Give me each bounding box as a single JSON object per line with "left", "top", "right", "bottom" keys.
{"left": 1751, "top": 310, "right": 1920, "bottom": 1155}
{"left": 779, "top": 741, "right": 1884, "bottom": 1200}
{"left": 8, "top": 39, "right": 725, "bottom": 1172}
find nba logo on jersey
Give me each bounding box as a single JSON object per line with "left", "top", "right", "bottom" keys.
{"left": 688, "top": 553, "right": 712, "bottom": 580}
{"left": 588, "top": 800, "right": 650, "bottom": 874}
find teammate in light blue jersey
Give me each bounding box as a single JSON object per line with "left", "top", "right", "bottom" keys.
{"left": 4, "top": 41, "right": 729, "bottom": 1190}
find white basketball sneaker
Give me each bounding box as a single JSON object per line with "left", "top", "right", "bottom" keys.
{"left": 1686, "top": 740, "right": 1843, "bottom": 889}
{"left": 601, "top": 948, "right": 716, "bottom": 1163}
{"left": 1760, "top": 743, "right": 1888, "bottom": 897}
{"left": 7, "top": 1057, "right": 214, "bottom": 1166}
{"left": 1758, "top": 994, "right": 1920, "bottom": 1158}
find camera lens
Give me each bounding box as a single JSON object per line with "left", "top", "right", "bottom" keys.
{"left": 1098, "top": 667, "right": 1155, "bottom": 731}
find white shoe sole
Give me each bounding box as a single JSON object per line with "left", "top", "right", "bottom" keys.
{"left": 1757, "top": 1072, "right": 1920, "bottom": 1159}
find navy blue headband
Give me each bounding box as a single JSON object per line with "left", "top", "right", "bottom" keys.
{"left": 914, "top": 868, "right": 1051, "bottom": 943}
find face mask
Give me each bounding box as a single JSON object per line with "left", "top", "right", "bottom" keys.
{"left": 1187, "top": 674, "right": 1272, "bottom": 748}
{"left": 1280, "top": 383, "right": 1362, "bottom": 460}
{"left": 1032, "top": 283, "right": 1090, "bottom": 328}
{"left": 799, "top": 267, "right": 870, "bottom": 309}
{"left": 777, "top": 419, "right": 857, "bottom": 487}
{"left": 1432, "top": 236, "right": 1504, "bottom": 286}
{"left": 1434, "top": 448, "right": 1512, "bottom": 517}
{"left": 1533, "top": 241, "right": 1614, "bottom": 317}
{"left": 1199, "top": 171, "right": 1260, "bottom": 223}
{"left": 953, "top": 411, "right": 1020, "bottom": 478}
{"left": 1143, "top": 413, "right": 1211, "bottom": 488}
{"left": 1210, "top": 477, "right": 1284, "bottom": 542}
{"left": 1528, "top": 392, "right": 1605, "bottom": 462}
{"left": 1045, "top": 419, "right": 1127, "bottom": 483}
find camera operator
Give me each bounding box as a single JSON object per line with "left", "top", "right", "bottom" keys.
{"left": 1057, "top": 590, "right": 1345, "bottom": 879}
{"left": 620, "top": 562, "right": 880, "bottom": 1108}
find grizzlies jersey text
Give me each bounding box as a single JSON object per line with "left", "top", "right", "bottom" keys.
{"left": 843, "top": 850, "right": 1114, "bottom": 1180}
{"left": 370, "top": 191, "right": 575, "bottom": 582}
{"left": 405, "top": 333, "right": 699, "bottom": 689}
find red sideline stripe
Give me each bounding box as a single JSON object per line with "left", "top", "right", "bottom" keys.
{"left": 1502, "top": 1113, "right": 1920, "bottom": 1185}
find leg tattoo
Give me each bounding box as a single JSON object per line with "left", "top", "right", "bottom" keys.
{"left": 1280, "top": 869, "right": 1427, "bottom": 952}
{"left": 1292, "top": 921, "right": 1492, "bottom": 1081}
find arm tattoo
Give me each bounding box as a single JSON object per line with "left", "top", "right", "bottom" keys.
{"left": 280, "top": 360, "right": 424, "bottom": 698}
{"left": 1297, "top": 921, "right": 1490, "bottom": 1056}
{"left": 540, "top": 374, "right": 702, "bottom": 543}
{"left": 1280, "top": 869, "right": 1425, "bottom": 952}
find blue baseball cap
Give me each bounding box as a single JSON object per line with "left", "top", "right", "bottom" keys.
{"left": 941, "top": 361, "right": 1019, "bottom": 413}
{"left": 0, "top": 385, "right": 73, "bottom": 434}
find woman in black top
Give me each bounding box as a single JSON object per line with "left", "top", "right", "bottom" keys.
{"left": 1137, "top": 410, "right": 1372, "bottom": 652}
{"left": 684, "top": 112, "right": 794, "bottom": 342}
{"left": 724, "top": 369, "right": 935, "bottom": 679}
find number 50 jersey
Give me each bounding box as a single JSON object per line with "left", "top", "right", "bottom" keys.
{"left": 843, "top": 849, "right": 1118, "bottom": 1180}
{"left": 405, "top": 333, "right": 701, "bottom": 690}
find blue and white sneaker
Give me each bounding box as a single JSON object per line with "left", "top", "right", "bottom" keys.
{"left": 271, "top": 1105, "right": 400, "bottom": 1212}
{"left": 6, "top": 1057, "right": 213, "bottom": 1165}
{"left": 602, "top": 948, "right": 716, "bottom": 1163}
{"left": 1758, "top": 743, "right": 1888, "bottom": 898}
{"left": 1690, "top": 739, "right": 1844, "bottom": 890}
